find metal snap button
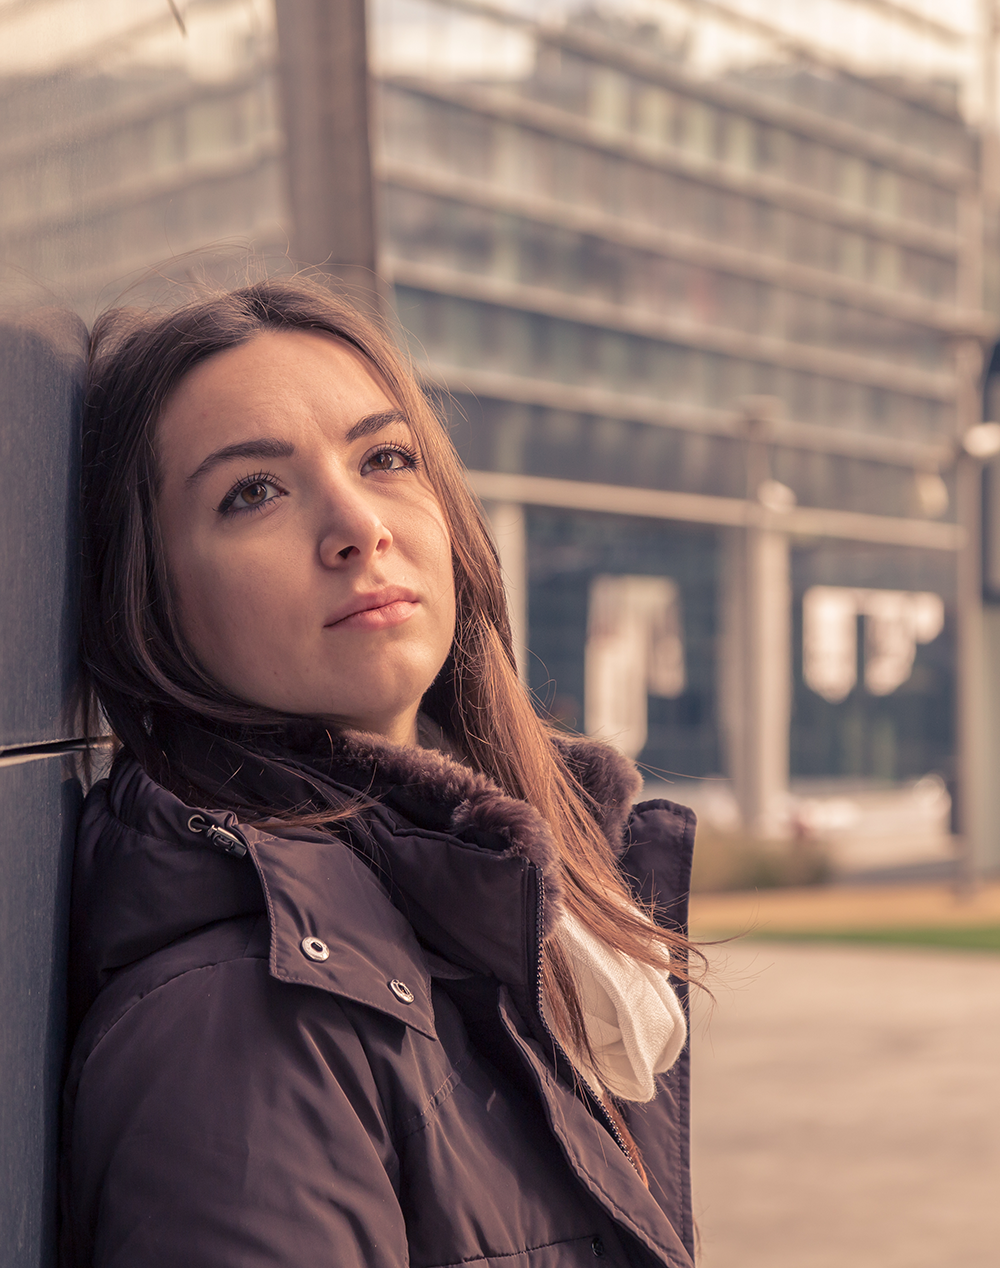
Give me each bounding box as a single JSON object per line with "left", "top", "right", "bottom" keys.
{"left": 389, "top": 978, "right": 415, "bottom": 1004}
{"left": 301, "top": 936, "right": 330, "bottom": 962}
{"left": 591, "top": 1236, "right": 606, "bottom": 1258}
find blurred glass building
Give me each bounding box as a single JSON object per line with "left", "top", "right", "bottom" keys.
{"left": 369, "top": 0, "right": 986, "bottom": 834}
{"left": 1, "top": 0, "right": 995, "bottom": 843}
{"left": 0, "top": 0, "right": 288, "bottom": 305}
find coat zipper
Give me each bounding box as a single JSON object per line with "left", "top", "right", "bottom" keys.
{"left": 187, "top": 813, "right": 249, "bottom": 858}
{"left": 532, "top": 870, "right": 640, "bottom": 1177}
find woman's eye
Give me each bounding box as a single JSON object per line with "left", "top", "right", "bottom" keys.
{"left": 238, "top": 481, "right": 271, "bottom": 506}
{"left": 362, "top": 446, "right": 418, "bottom": 474}
{"left": 219, "top": 475, "right": 284, "bottom": 515}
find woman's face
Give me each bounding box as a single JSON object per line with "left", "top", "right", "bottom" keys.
{"left": 155, "top": 329, "right": 456, "bottom": 746}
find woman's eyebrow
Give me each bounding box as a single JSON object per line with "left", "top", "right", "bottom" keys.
{"left": 185, "top": 437, "right": 295, "bottom": 486}
{"left": 345, "top": 410, "right": 409, "bottom": 443}
{"left": 185, "top": 412, "right": 409, "bottom": 485}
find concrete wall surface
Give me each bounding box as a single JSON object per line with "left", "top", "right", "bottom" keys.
{"left": 0, "top": 310, "right": 87, "bottom": 1267}
{"left": 0, "top": 312, "right": 87, "bottom": 744}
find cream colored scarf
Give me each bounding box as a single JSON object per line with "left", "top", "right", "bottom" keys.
{"left": 549, "top": 910, "right": 687, "bottom": 1103}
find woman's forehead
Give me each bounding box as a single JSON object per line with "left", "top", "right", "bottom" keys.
{"left": 156, "top": 329, "right": 400, "bottom": 469}
{"left": 169, "top": 328, "right": 389, "bottom": 412}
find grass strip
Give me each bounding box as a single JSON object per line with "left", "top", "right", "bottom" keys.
{"left": 738, "top": 925, "right": 1000, "bottom": 951}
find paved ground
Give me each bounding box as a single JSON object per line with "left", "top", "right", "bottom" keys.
{"left": 689, "top": 941, "right": 1000, "bottom": 1268}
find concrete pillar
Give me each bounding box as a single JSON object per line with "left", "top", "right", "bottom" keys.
{"left": 721, "top": 522, "right": 792, "bottom": 838}
{"left": 981, "top": 449, "right": 1000, "bottom": 874}
{"left": 976, "top": 352, "right": 1000, "bottom": 874}
{"left": 980, "top": 606, "right": 1000, "bottom": 873}
{"left": 482, "top": 500, "right": 528, "bottom": 682}
{"left": 956, "top": 448, "right": 989, "bottom": 883}
{"left": 954, "top": 339, "right": 989, "bottom": 885}
{"left": 273, "top": 0, "right": 381, "bottom": 313}
{"left": 721, "top": 400, "right": 793, "bottom": 837}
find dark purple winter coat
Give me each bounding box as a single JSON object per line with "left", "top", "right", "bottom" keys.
{"left": 60, "top": 725, "right": 696, "bottom": 1268}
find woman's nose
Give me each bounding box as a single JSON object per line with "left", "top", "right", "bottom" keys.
{"left": 317, "top": 481, "right": 393, "bottom": 567}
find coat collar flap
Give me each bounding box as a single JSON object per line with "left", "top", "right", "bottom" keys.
{"left": 144, "top": 719, "right": 645, "bottom": 1002}
{"left": 78, "top": 755, "right": 436, "bottom": 1039}
{"left": 246, "top": 829, "right": 437, "bottom": 1040}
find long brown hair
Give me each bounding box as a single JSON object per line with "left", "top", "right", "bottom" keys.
{"left": 81, "top": 276, "right": 698, "bottom": 1163}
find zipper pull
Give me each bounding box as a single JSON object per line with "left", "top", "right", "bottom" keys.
{"left": 187, "top": 813, "right": 249, "bottom": 858}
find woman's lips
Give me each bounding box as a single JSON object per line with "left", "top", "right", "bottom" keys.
{"left": 325, "top": 586, "right": 421, "bottom": 630}
{"left": 326, "top": 597, "right": 419, "bottom": 630}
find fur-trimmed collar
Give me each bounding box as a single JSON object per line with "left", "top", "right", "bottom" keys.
{"left": 267, "top": 720, "right": 643, "bottom": 935}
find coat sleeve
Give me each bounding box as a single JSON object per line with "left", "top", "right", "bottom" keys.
{"left": 64, "top": 956, "right": 409, "bottom": 1268}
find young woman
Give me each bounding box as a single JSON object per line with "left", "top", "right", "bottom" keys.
{"left": 62, "top": 278, "right": 699, "bottom": 1268}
